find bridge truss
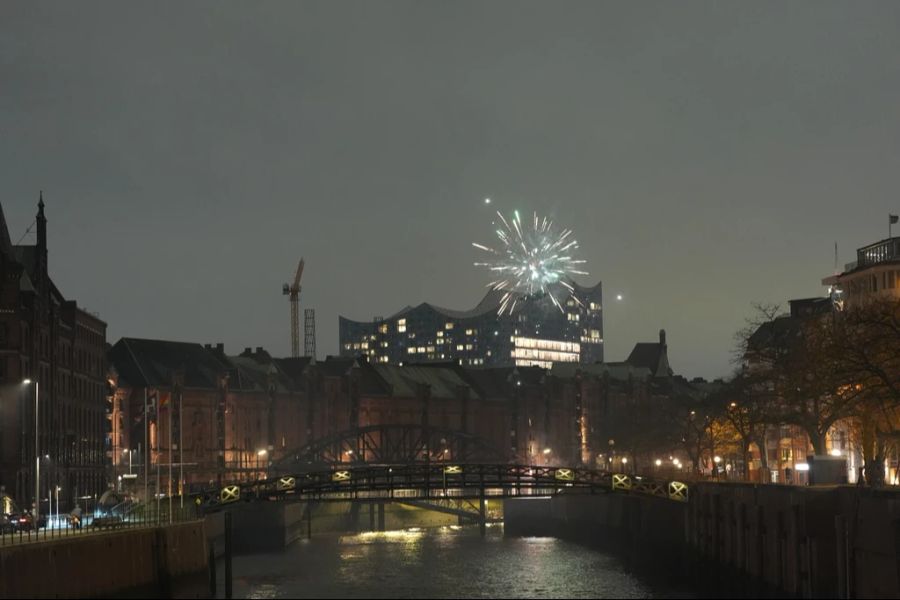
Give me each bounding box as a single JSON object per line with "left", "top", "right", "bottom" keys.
{"left": 271, "top": 425, "right": 514, "bottom": 473}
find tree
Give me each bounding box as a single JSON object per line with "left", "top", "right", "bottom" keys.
{"left": 714, "top": 371, "right": 773, "bottom": 481}
{"left": 737, "top": 302, "right": 862, "bottom": 456}
{"left": 825, "top": 297, "right": 900, "bottom": 486}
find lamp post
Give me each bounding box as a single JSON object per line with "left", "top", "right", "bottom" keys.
{"left": 23, "top": 379, "right": 39, "bottom": 529}
{"left": 257, "top": 449, "right": 268, "bottom": 475}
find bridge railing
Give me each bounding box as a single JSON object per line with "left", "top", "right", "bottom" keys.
{"left": 195, "top": 464, "right": 689, "bottom": 510}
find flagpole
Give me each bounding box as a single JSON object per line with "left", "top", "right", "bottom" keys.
{"left": 168, "top": 390, "right": 173, "bottom": 524}
{"left": 143, "top": 388, "right": 148, "bottom": 513}
{"left": 179, "top": 387, "right": 184, "bottom": 509}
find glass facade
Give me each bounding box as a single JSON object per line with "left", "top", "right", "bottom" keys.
{"left": 339, "top": 282, "right": 603, "bottom": 367}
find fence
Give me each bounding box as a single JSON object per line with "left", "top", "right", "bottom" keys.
{"left": 0, "top": 498, "right": 202, "bottom": 547}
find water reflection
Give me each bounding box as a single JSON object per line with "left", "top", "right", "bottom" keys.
{"left": 185, "top": 525, "right": 693, "bottom": 599}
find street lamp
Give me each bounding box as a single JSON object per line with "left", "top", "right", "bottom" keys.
{"left": 257, "top": 449, "right": 268, "bottom": 474}
{"left": 54, "top": 486, "right": 61, "bottom": 527}
{"left": 23, "top": 379, "right": 39, "bottom": 528}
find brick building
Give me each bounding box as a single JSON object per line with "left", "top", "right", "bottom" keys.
{"left": 107, "top": 339, "right": 308, "bottom": 495}
{"left": 0, "top": 197, "right": 108, "bottom": 511}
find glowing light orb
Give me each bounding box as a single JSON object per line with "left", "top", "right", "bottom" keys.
{"left": 616, "top": 294, "right": 623, "bottom": 301}
{"left": 484, "top": 197, "right": 491, "bottom": 204}
{"left": 473, "top": 210, "right": 588, "bottom": 314}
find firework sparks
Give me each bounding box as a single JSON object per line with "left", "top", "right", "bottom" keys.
{"left": 473, "top": 210, "right": 588, "bottom": 314}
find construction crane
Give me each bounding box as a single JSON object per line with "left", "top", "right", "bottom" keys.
{"left": 282, "top": 258, "right": 304, "bottom": 358}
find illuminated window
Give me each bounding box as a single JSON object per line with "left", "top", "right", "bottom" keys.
{"left": 465, "top": 329, "right": 475, "bottom": 336}
{"left": 418, "top": 346, "right": 426, "bottom": 353}
{"left": 567, "top": 313, "right": 580, "bottom": 322}
{"left": 343, "top": 343, "right": 352, "bottom": 350}
{"left": 397, "top": 318, "right": 407, "bottom": 333}
{"left": 456, "top": 344, "right": 465, "bottom": 351}
{"left": 591, "top": 329, "right": 600, "bottom": 338}
{"left": 408, "top": 348, "right": 416, "bottom": 354}
{"left": 436, "top": 339, "right": 444, "bottom": 345}
{"left": 436, "top": 331, "right": 443, "bottom": 337}
{"left": 381, "top": 342, "right": 388, "bottom": 348}
{"left": 426, "top": 346, "right": 435, "bottom": 352}
{"left": 465, "top": 344, "right": 473, "bottom": 350}
{"left": 445, "top": 322, "right": 454, "bottom": 330}
{"left": 408, "top": 332, "right": 416, "bottom": 339}
{"left": 510, "top": 336, "right": 580, "bottom": 367}
{"left": 589, "top": 302, "right": 601, "bottom": 311}
{"left": 378, "top": 323, "right": 389, "bottom": 334}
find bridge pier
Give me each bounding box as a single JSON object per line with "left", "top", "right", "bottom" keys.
{"left": 378, "top": 501, "right": 386, "bottom": 531}
{"left": 368, "top": 502, "right": 376, "bottom": 531}
{"left": 479, "top": 492, "right": 486, "bottom": 537}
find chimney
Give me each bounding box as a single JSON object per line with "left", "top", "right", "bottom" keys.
{"left": 216, "top": 343, "right": 224, "bottom": 353}
{"left": 659, "top": 329, "right": 667, "bottom": 346}
{"left": 255, "top": 346, "right": 263, "bottom": 354}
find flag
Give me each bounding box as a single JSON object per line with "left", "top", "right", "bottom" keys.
{"left": 147, "top": 391, "right": 159, "bottom": 420}
{"left": 891, "top": 214, "right": 898, "bottom": 225}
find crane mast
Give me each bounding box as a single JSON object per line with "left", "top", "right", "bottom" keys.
{"left": 282, "top": 258, "right": 304, "bottom": 358}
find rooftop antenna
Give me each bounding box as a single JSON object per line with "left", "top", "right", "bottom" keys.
{"left": 834, "top": 241, "right": 839, "bottom": 275}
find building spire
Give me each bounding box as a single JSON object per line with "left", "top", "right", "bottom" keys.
{"left": 36, "top": 192, "right": 48, "bottom": 280}
{"left": 0, "top": 201, "right": 14, "bottom": 259}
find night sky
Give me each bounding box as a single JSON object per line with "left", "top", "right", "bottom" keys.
{"left": 2, "top": 1, "right": 900, "bottom": 379}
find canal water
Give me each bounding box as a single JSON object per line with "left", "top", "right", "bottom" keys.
{"left": 176, "top": 524, "right": 698, "bottom": 599}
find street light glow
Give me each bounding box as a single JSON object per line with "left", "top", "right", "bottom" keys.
{"left": 22, "top": 379, "right": 32, "bottom": 385}
{"left": 257, "top": 449, "right": 268, "bottom": 456}
{"left": 542, "top": 448, "right": 551, "bottom": 455}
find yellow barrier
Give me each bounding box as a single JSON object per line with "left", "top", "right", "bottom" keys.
{"left": 554, "top": 468, "right": 575, "bottom": 481}
{"left": 668, "top": 481, "right": 688, "bottom": 502}
{"left": 220, "top": 485, "right": 241, "bottom": 504}
{"left": 612, "top": 473, "right": 631, "bottom": 491}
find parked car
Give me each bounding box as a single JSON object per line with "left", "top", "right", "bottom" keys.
{"left": 0, "top": 512, "right": 13, "bottom": 534}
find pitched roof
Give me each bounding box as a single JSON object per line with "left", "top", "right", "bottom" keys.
{"left": 227, "top": 355, "right": 296, "bottom": 393}
{"left": 549, "top": 361, "right": 651, "bottom": 382}
{"left": 624, "top": 330, "right": 673, "bottom": 377}
{"left": 109, "top": 338, "right": 230, "bottom": 389}
{"left": 372, "top": 364, "right": 479, "bottom": 400}
{"left": 0, "top": 202, "right": 13, "bottom": 259}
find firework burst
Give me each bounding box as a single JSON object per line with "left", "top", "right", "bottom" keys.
{"left": 473, "top": 210, "right": 588, "bottom": 314}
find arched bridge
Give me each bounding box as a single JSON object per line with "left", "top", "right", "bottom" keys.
{"left": 199, "top": 463, "right": 689, "bottom": 510}
{"left": 272, "top": 425, "right": 514, "bottom": 473}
